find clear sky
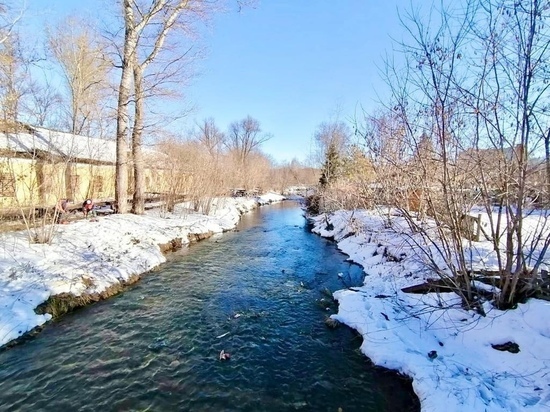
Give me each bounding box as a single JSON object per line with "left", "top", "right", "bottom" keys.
{"left": 24, "top": 0, "right": 405, "bottom": 164}
{"left": 187, "top": 1, "right": 403, "bottom": 164}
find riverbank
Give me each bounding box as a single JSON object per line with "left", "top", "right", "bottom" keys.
{"left": 309, "top": 210, "right": 550, "bottom": 412}
{"left": 0, "top": 201, "right": 420, "bottom": 412}
{"left": 0, "top": 194, "right": 284, "bottom": 348}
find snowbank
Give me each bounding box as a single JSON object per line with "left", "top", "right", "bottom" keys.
{"left": 310, "top": 210, "right": 550, "bottom": 412}
{"left": 0, "top": 196, "right": 280, "bottom": 348}
{"left": 256, "top": 192, "right": 286, "bottom": 205}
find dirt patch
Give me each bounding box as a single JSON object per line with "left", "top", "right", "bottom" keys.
{"left": 491, "top": 341, "right": 520, "bottom": 353}
{"left": 187, "top": 231, "right": 214, "bottom": 243}
{"left": 158, "top": 237, "right": 184, "bottom": 253}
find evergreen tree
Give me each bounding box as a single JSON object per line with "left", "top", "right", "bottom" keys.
{"left": 319, "top": 143, "right": 341, "bottom": 187}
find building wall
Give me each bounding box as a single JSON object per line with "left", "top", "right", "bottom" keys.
{"left": 0, "top": 156, "right": 118, "bottom": 208}
{"left": 0, "top": 157, "right": 38, "bottom": 208}
{"left": 36, "top": 161, "right": 67, "bottom": 206}
{"left": 68, "top": 163, "right": 116, "bottom": 201}
{"left": 1, "top": 155, "right": 172, "bottom": 210}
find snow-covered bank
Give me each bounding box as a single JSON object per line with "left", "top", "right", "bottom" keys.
{"left": 0, "top": 193, "right": 284, "bottom": 348}
{"left": 310, "top": 210, "right": 550, "bottom": 412}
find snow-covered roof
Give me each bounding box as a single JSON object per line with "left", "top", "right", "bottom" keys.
{"left": 0, "top": 127, "right": 117, "bottom": 164}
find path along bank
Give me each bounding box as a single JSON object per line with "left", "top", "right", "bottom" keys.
{"left": 0, "top": 194, "right": 284, "bottom": 348}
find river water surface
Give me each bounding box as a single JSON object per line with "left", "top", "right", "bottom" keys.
{"left": 0, "top": 202, "right": 419, "bottom": 411}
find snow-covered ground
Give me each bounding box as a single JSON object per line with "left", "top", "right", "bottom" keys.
{"left": 2, "top": 192, "right": 548, "bottom": 411}
{"left": 310, "top": 209, "right": 550, "bottom": 412}
{"left": 0, "top": 193, "right": 284, "bottom": 348}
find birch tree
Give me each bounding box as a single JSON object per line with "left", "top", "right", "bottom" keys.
{"left": 0, "top": 1, "right": 24, "bottom": 46}
{"left": 115, "top": 0, "right": 225, "bottom": 214}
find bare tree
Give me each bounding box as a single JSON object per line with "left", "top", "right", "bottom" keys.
{"left": 48, "top": 16, "right": 112, "bottom": 136}
{"left": 462, "top": 0, "right": 550, "bottom": 306}
{"left": 21, "top": 78, "right": 63, "bottom": 128}
{"left": 371, "top": 0, "right": 483, "bottom": 308}
{"left": 226, "top": 115, "right": 271, "bottom": 165}
{"left": 129, "top": 1, "right": 196, "bottom": 214}
{"left": 111, "top": 0, "right": 253, "bottom": 214}
{"left": 114, "top": 0, "right": 137, "bottom": 214}
{"left": 112, "top": 0, "right": 229, "bottom": 214}
{"left": 0, "top": 32, "right": 31, "bottom": 126}
{"left": 193, "top": 117, "right": 225, "bottom": 158}
{"left": 0, "top": 1, "right": 25, "bottom": 46}
{"left": 351, "top": 0, "right": 550, "bottom": 309}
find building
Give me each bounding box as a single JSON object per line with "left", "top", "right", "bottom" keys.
{"left": 0, "top": 125, "right": 169, "bottom": 212}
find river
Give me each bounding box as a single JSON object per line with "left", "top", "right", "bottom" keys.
{"left": 0, "top": 201, "right": 419, "bottom": 411}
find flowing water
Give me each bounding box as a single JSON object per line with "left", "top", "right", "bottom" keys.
{"left": 0, "top": 202, "right": 419, "bottom": 411}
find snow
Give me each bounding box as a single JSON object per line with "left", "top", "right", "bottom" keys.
{"left": 0, "top": 126, "right": 166, "bottom": 164}
{"left": 0, "top": 127, "right": 117, "bottom": 163}
{"left": 0, "top": 193, "right": 284, "bottom": 347}
{"left": 309, "top": 209, "right": 550, "bottom": 412}
{"left": 1, "top": 191, "right": 548, "bottom": 412}
{"left": 465, "top": 207, "right": 550, "bottom": 273}
{"left": 255, "top": 192, "right": 288, "bottom": 205}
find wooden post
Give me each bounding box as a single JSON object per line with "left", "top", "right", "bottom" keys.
{"left": 475, "top": 214, "right": 482, "bottom": 242}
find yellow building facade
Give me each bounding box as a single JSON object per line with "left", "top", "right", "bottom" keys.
{"left": 0, "top": 127, "right": 170, "bottom": 212}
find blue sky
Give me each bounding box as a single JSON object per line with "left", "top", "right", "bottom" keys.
{"left": 25, "top": 0, "right": 404, "bottom": 164}
{"left": 188, "top": 1, "right": 403, "bottom": 164}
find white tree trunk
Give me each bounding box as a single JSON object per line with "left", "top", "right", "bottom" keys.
{"left": 115, "top": 0, "right": 138, "bottom": 214}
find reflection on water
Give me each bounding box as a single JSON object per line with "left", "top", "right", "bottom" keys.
{"left": 0, "top": 202, "right": 419, "bottom": 411}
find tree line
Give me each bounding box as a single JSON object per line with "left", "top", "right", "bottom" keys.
{"left": 0, "top": 0, "right": 318, "bottom": 217}
{"left": 310, "top": 0, "right": 550, "bottom": 308}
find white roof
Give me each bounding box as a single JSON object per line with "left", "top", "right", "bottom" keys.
{"left": 0, "top": 127, "right": 117, "bottom": 163}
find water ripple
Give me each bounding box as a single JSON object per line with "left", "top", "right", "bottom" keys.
{"left": 0, "top": 203, "right": 418, "bottom": 411}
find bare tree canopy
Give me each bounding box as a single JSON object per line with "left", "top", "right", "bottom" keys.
{"left": 193, "top": 117, "right": 225, "bottom": 158}
{"left": 313, "top": 121, "right": 351, "bottom": 164}
{"left": 226, "top": 115, "right": 272, "bottom": 164}
{"left": 22, "top": 78, "right": 63, "bottom": 128}
{"left": 48, "top": 16, "right": 112, "bottom": 136}
{"left": 0, "top": 1, "right": 24, "bottom": 45}
{"left": 115, "top": 0, "right": 233, "bottom": 214}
